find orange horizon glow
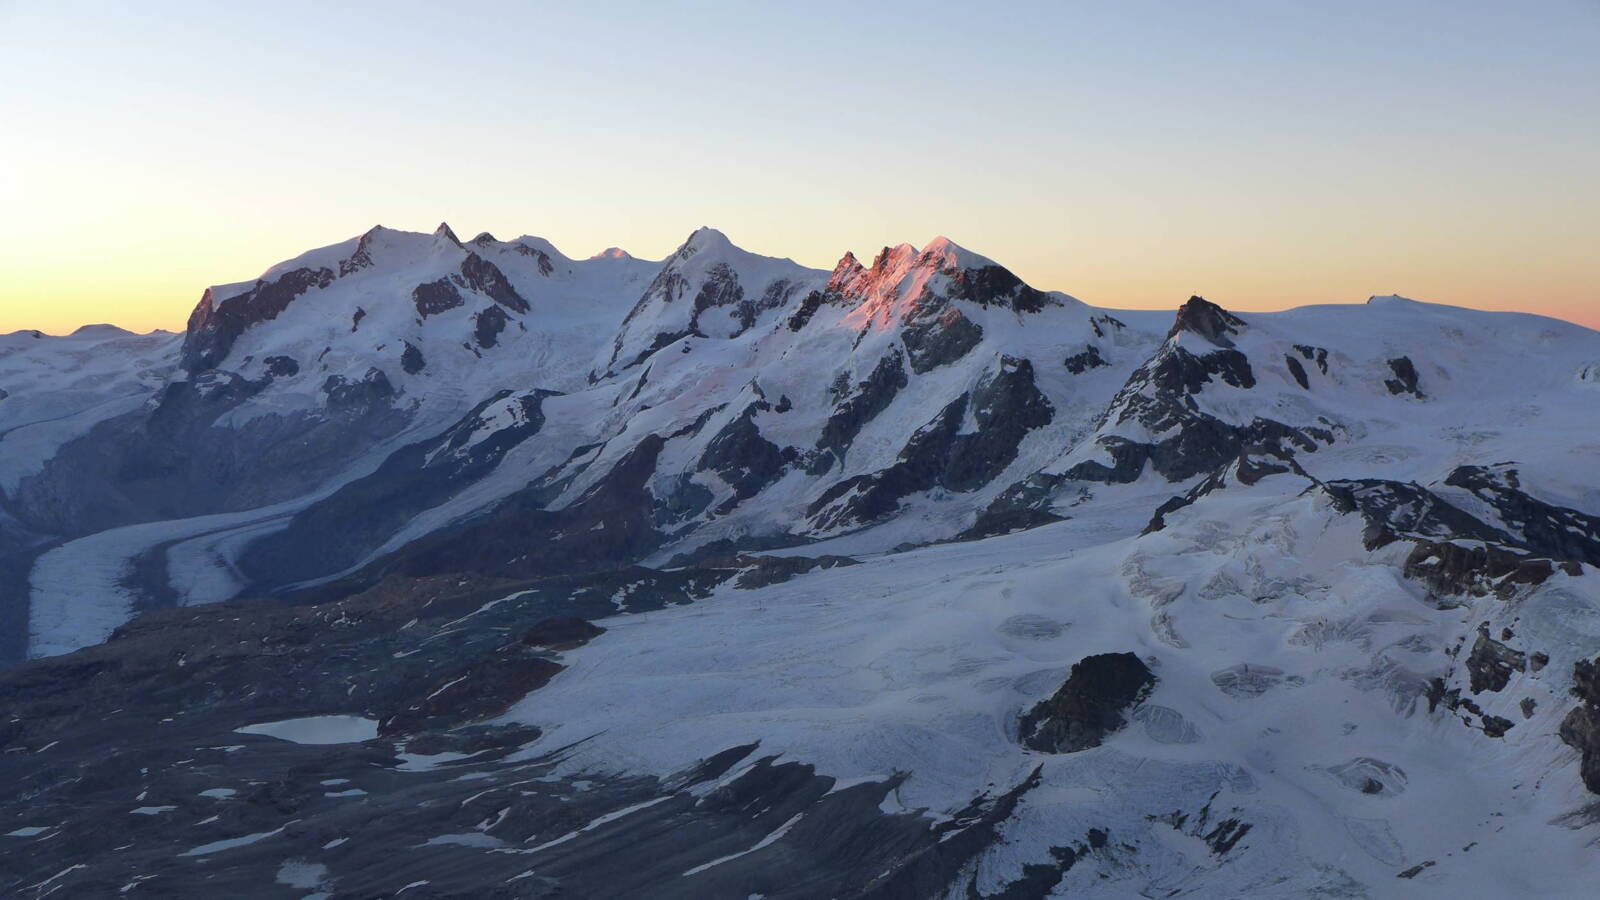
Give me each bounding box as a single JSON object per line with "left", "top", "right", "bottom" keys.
{"left": 2, "top": 3, "right": 1595, "bottom": 336}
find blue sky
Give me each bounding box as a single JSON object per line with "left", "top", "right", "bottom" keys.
{"left": 2, "top": 0, "right": 1596, "bottom": 331}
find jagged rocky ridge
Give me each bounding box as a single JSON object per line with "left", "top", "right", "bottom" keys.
{"left": 2, "top": 226, "right": 1600, "bottom": 897}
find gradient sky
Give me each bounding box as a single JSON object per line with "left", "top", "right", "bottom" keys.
{"left": 2, "top": 0, "right": 1596, "bottom": 334}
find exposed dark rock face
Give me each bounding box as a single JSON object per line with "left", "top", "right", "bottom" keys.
{"left": 945, "top": 357, "right": 1055, "bottom": 490}
{"left": 1560, "top": 657, "right": 1600, "bottom": 794}
{"left": 962, "top": 469, "right": 1072, "bottom": 540}
{"left": 412, "top": 277, "right": 465, "bottom": 317}
{"left": 818, "top": 350, "right": 908, "bottom": 458}
{"left": 263, "top": 354, "right": 299, "bottom": 377}
{"left": 1385, "top": 356, "right": 1423, "bottom": 397}
{"left": 689, "top": 261, "right": 744, "bottom": 327}
{"left": 719, "top": 554, "right": 860, "bottom": 589}
{"left": 1143, "top": 448, "right": 1302, "bottom": 533}
{"left": 787, "top": 289, "right": 825, "bottom": 331}
{"left": 340, "top": 232, "right": 375, "bottom": 276}
{"left": 1065, "top": 344, "right": 1108, "bottom": 374}
{"left": 944, "top": 263, "right": 1052, "bottom": 313}
{"left": 0, "top": 513, "right": 46, "bottom": 663}
{"left": 321, "top": 367, "right": 395, "bottom": 410}
{"left": 1480, "top": 714, "right": 1515, "bottom": 738}
{"left": 1466, "top": 625, "right": 1527, "bottom": 693}
{"left": 1443, "top": 464, "right": 1600, "bottom": 566}
{"left": 458, "top": 252, "right": 529, "bottom": 313}
{"left": 1170, "top": 295, "right": 1245, "bottom": 348}
{"left": 10, "top": 371, "right": 409, "bottom": 538}
{"left": 1152, "top": 793, "right": 1255, "bottom": 858}
{"left": 1294, "top": 343, "right": 1330, "bottom": 374}
{"left": 1149, "top": 346, "right": 1255, "bottom": 393}
{"left": 1089, "top": 314, "right": 1126, "bottom": 339}
{"left": 852, "top": 766, "right": 1043, "bottom": 900}
{"left": 903, "top": 305, "right": 983, "bottom": 374}
{"left": 1286, "top": 354, "right": 1310, "bottom": 388}
{"left": 1404, "top": 543, "right": 1577, "bottom": 602}
{"left": 809, "top": 357, "right": 1053, "bottom": 530}
{"left": 1069, "top": 415, "right": 1319, "bottom": 485}
{"left": 240, "top": 390, "right": 556, "bottom": 587}
{"left": 699, "top": 402, "right": 789, "bottom": 502}
{"left": 613, "top": 327, "right": 700, "bottom": 372}
{"left": 370, "top": 434, "right": 669, "bottom": 583}
{"left": 1062, "top": 298, "right": 1335, "bottom": 488}
{"left": 513, "top": 240, "right": 557, "bottom": 275}
{"left": 434, "top": 221, "right": 462, "bottom": 244}
{"left": 400, "top": 341, "right": 425, "bottom": 374}
{"left": 473, "top": 304, "right": 509, "bottom": 348}
{"left": 1019, "top": 652, "right": 1156, "bottom": 753}
{"left": 521, "top": 616, "right": 606, "bottom": 649}
{"left": 956, "top": 505, "right": 1067, "bottom": 542}
{"left": 181, "top": 266, "right": 335, "bottom": 372}
{"left": 732, "top": 277, "right": 804, "bottom": 334}
{"left": 379, "top": 644, "right": 565, "bottom": 736}
{"left": 1324, "top": 479, "right": 1510, "bottom": 551}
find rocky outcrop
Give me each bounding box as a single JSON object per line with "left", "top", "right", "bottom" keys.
{"left": 698, "top": 402, "right": 790, "bottom": 502}
{"left": 10, "top": 371, "right": 409, "bottom": 538}
{"left": 1069, "top": 414, "right": 1320, "bottom": 485}
{"left": 903, "top": 305, "right": 983, "bottom": 374}
{"left": 1065, "top": 345, "right": 1108, "bottom": 374}
{"left": 473, "top": 305, "right": 509, "bottom": 348}
{"left": 1170, "top": 295, "right": 1245, "bottom": 348}
{"left": 459, "top": 252, "right": 529, "bottom": 313}
{"left": 1149, "top": 346, "right": 1255, "bottom": 394}
{"left": 817, "top": 350, "right": 909, "bottom": 461}
{"left": 412, "top": 277, "right": 465, "bottom": 317}
{"left": 1324, "top": 480, "right": 1510, "bottom": 550}
{"left": 1285, "top": 354, "right": 1310, "bottom": 388}
{"left": 379, "top": 644, "right": 565, "bottom": 736}
{"left": 239, "top": 390, "right": 556, "bottom": 587}
{"left": 808, "top": 357, "right": 1053, "bottom": 530}
{"left": 400, "top": 341, "right": 425, "bottom": 374}
{"left": 181, "top": 266, "right": 335, "bottom": 372}
{"left": 1443, "top": 464, "right": 1600, "bottom": 566}
{"left": 263, "top": 355, "right": 299, "bottom": 377}
{"left": 1466, "top": 625, "right": 1527, "bottom": 693}
{"left": 1401, "top": 541, "right": 1572, "bottom": 600}
{"left": 321, "top": 368, "right": 395, "bottom": 410}
{"left": 1018, "top": 652, "right": 1156, "bottom": 753}
{"left": 1559, "top": 657, "right": 1600, "bottom": 794}
{"left": 944, "top": 263, "right": 1052, "bottom": 313}
{"left": 371, "top": 434, "right": 669, "bottom": 582}
{"left": 1384, "top": 356, "right": 1423, "bottom": 397}
{"left": 520, "top": 617, "right": 606, "bottom": 649}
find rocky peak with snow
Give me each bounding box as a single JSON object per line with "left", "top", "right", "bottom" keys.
{"left": 1168, "top": 294, "right": 1246, "bottom": 347}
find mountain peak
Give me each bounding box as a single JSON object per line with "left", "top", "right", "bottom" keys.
{"left": 434, "top": 222, "right": 462, "bottom": 245}
{"left": 69, "top": 324, "right": 133, "bottom": 338}
{"left": 871, "top": 243, "right": 920, "bottom": 271}
{"left": 590, "top": 247, "right": 633, "bottom": 260}
{"left": 1170, "top": 295, "right": 1245, "bottom": 348}
{"left": 919, "top": 236, "right": 997, "bottom": 272}
{"left": 676, "top": 226, "right": 734, "bottom": 258}
{"left": 472, "top": 231, "right": 498, "bottom": 245}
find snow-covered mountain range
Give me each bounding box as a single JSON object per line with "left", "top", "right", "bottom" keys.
{"left": 2, "top": 224, "right": 1598, "bottom": 898}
